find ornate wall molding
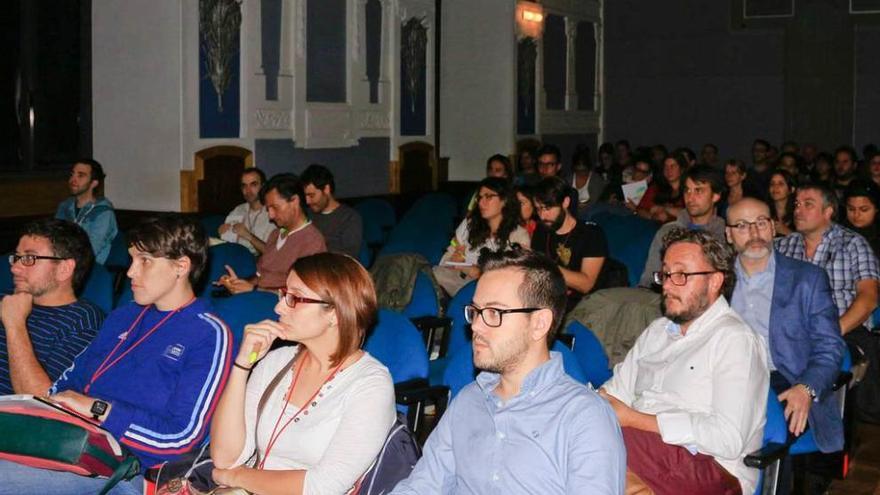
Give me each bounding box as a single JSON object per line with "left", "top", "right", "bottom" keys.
{"left": 254, "top": 109, "right": 292, "bottom": 129}
{"left": 358, "top": 110, "right": 391, "bottom": 130}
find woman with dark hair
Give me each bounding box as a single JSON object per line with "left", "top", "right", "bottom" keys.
{"left": 515, "top": 184, "right": 538, "bottom": 237}
{"left": 812, "top": 152, "right": 833, "bottom": 185}
{"left": 843, "top": 180, "right": 880, "bottom": 256}
{"left": 769, "top": 169, "right": 797, "bottom": 236}
{"left": 631, "top": 152, "right": 687, "bottom": 223}
{"left": 597, "top": 142, "right": 616, "bottom": 181}
{"left": 486, "top": 153, "right": 514, "bottom": 180}
{"left": 434, "top": 177, "right": 530, "bottom": 295}
{"left": 210, "top": 252, "right": 395, "bottom": 494}
{"left": 0, "top": 214, "right": 232, "bottom": 494}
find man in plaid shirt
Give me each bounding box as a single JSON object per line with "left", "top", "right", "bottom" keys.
{"left": 776, "top": 183, "right": 880, "bottom": 335}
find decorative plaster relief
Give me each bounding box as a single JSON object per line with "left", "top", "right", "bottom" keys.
{"left": 359, "top": 110, "right": 391, "bottom": 130}
{"left": 255, "top": 109, "right": 292, "bottom": 130}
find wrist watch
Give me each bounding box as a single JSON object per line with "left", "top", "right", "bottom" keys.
{"left": 90, "top": 399, "right": 109, "bottom": 420}
{"left": 798, "top": 383, "right": 817, "bottom": 401}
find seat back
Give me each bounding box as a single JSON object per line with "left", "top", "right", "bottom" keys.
{"left": 591, "top": 211, "right": 659, "bottom": 287}
{"left": 0, "top": 261, "right": 12, "bottom": 295}
{"left": 211, "top": 291, "right": 279, "bottom": 349}
{"left": 355, "top": 198, "right": 396, "bottom": 247}
{"left": 402, "top": 271, "right": 443, "bottom": 319}
{"left": 364, "top": 309, "right": 430, "bottom": 385}
{"left": 446, "top": 280, "right": 477, "bottom": 354}
{"left": 103, "top": 231, "right": 131, "bottom": 270}
{"left": 79, "top": 264, "right": 115, "bottom": 315}
{"left": 198, "top": 243, "right": 257, "bottom": 297}
{"left": 563, "top": 321, "right": 612, "bottom": 388}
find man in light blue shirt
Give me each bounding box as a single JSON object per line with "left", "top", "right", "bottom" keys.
{"left": 390, "top": 249, "right": 625, "bottom": 494}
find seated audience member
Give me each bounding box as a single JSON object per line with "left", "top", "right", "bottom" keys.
{"left": 486, "top": 153, "right": 514, "bottom": 181}
{"left": 536, "top": 144, "right": 579, "bottom": 215}
{"left": 55, "top": 159, "right": 118, "bottom": 264}
{"left": 867, "top": 151, "right": 880, "bottom": 189}
{"left": 0, "top": 215, "right": 232, "bottom": 494}
{"left": 300, "top": 164, "right": 363, "bottom": 258}
{"left": 842, "top": 180, "right": 880, "bottom": 257}
{"left": 218, "top": 167, "right": 274, "bottom": 255}
{"left": 616, "top": 139, "right": 633, "bottom": 171}
{"left": 515, "top": 184, "right": 538, "bottom": 237}
{"left": 391, "top": 249, "right": 625, "bottom": 494}
{"left": 778, "top": 152, "right": 805, "bottom": 182}
{"left": 571, "top": 147, "right": 607, "bottom": 212}
{"left": 650, "top": 144, "right": 668, "bottom": 170}
{"left": 639, "top": 165, "right": 726, "bottom": 287}
{"left": 598, "top": 141, "right": 618, "bottom": 181}
{"left": 0, "top": 219, "right": 103, "bottom": 395}
{"left": 833, "top": 146, "right": 859, "bottom": 198}
{"left": 601, "top": 228, "right": 769, "bottom": 495}
{"left": 769, "top": 169, "right": 797, "bottom": 236}
{"left": 745, "top": 138, "right": 773, "bottom": 195}
{"left": 435, "top": 177, "right": 530, "bottom": 295}
{"left": 217, "top": 173, "right": 327, "bottom": 293}
{"left": 633, "top": 152, "right": 687, "bottom": 223}
{"left": 811, "top": 152, "right": 834, "bottom": 185}
{"left": 700, "top": 143, "right": 720, "bottom": 169}
{"left": 727, "top": 198, "right": 845, "bottom": 454}
{"left": 210, "top": 253, "right": 395, "bottom": 494}
{"left": 532, "top": 177, "right": 608, "bottom": 308}
{"left": 722, "top": 159, "right": 762, "bottom": 212}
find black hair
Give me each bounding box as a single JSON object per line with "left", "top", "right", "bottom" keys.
{"left": 260, "top": 173, "right": 307, "bottom": 207}
{"left": 486, "top": 154, "right": 514, "bottom": 179}
{"left": 536, "top": 144, "right": 562, "bottom": 164}
{"left": 127, "top": 214, "right": 208, "bottom": 286}
{"left": 468, "top": 177, "right": 522, "bottom": 250}
{"left": 19, "top": 219, "right": 94, "bottom": 291}
{"left": 242, "top": 167, "right": 267, "bottom": 184}
{"left": 532, "top": 176, "right": 570, "bottom": 208}
{"left": 300, "top": 164, "right": 336, "bottom": 194}
{"left": 684, "top": 164, "right": 725, "bottom": 196}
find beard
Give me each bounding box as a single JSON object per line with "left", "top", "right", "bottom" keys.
{"left": 543, "top": 209, "right": 565, "bottom": 232}
{"left": 739, "top": 239, "right": 772, "bottom": 260}
{"left": 661, "top": 289, "right": 712, "bottom": 325}
{"left": 472, "top": 332, "right": 529, "bottom": 374}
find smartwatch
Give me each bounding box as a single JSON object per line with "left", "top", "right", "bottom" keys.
{"left": 90, "top": 399, "right": 109, "bottom": 420}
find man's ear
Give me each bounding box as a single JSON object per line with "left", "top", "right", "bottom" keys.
{"left": 55, "top": 259, "right": 76, "bottom": 284}
{"left": 708, "top": 270, "right": 725, "bottom": 297}
{"left": 530, "top": 308, "right": 554, "bottom": 343}
{"left": 725, "top": 227, "right": 733, "bottom": 244}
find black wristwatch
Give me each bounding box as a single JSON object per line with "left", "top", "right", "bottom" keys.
{"left": 90, "top": 399, "right": 109, "bottom": 420}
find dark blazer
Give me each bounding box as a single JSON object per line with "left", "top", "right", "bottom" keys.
{"left": 769, "top": 252, "right": 846, "bottom": 452}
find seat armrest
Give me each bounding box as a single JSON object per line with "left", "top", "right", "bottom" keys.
{"left": 411, "top": 316, "right": 452, "bottom": 359}
{"left": 743, "top": 442, "right": 789, "bottom": 469}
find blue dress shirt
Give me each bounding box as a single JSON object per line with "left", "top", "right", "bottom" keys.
{"left": 390, "top": 352, "right": 626, "bottom": 494}
{"left": 731, "top": 251, "right": 776, "bottom": 370}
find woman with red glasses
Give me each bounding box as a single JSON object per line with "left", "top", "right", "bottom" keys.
{"left": 210, "top": 252, "right": 395, "bottom": 495}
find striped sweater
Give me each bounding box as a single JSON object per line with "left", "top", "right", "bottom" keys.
{"left": 51, "top": 298, "right": 232, "bottom": 470}
{"left": 0, "top": 300, "right": 103, "bottom": 395}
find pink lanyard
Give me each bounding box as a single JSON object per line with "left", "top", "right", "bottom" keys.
{"left": 84, "top": 298, "right": 195, "bottom": 394}
{"left": 259, "top": 352, "right": 344, "bottom": 469}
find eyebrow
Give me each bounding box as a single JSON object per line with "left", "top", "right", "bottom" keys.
{"left": 472, "top": 300, "right": 512, "bottom": 308}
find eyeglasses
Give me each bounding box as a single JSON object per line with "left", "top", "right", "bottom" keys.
{"left": 8, "top": 254, "right": 68, "bottom": 267}
{"left": 727, "top": 217, "right": 772, "bottom": 233}
{"left": 477, "top": 193, "right": 500, "bottom": 202}
{"left": 653, "top": 271, "right": 718, "bottom": 286}
{"left": 278, "top": 288, "right": 331, "bottom": 309}
{"left": 464, "top": 304, "right": 541, "bottom": 328}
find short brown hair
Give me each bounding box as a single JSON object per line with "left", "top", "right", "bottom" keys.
{"left": 127, "top": 214, "right": 208, "bottom": 285}
{"left": 292, "top": 253, "right": 377, "bottom": 367}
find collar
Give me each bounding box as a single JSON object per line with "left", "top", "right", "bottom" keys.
{"left": 663, "top": 296, "right": 731, "bottom": 338}
{"left": 475, "top": 352, "right": 565, "bottom": 400}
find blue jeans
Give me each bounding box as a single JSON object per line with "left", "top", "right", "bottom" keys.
{"left": 0, "top": 459, "right": 144, "bottom": 494}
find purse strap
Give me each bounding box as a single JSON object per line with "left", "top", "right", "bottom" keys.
{"left": 98, "top": 455, "right": 140, "bottom": 495}
{"left": 257, "top": 347, "right": 302, "bottom": 417}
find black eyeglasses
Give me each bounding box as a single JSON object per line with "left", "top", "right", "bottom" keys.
{"left": 653, "top": 271, "right": 718, "bottom": 286}
{"left": 727, "top": 217, "right": 772, "bottom": 233}
{"left": 8, "top": 254, "right": 68, "bottom": 267}
{"left": 464, "top": 304, "right": 541, "bottom": 328}
{"left": 277, "top": 288, "right": 331, "bottom": 309}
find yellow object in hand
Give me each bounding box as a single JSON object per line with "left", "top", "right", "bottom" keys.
{"left": 248, "top": 351, "right": 259, "bottom": 364}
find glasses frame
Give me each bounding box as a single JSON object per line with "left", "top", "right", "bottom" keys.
{"left": 464, "top": 304, "right": 541, "bottom": 328}
{"left": 726, "top": 217, "right": 772, "bottom": 233}
{"left": 277, "top": 288, "right": 331, "bottom": 309}
{"left": 8, "top": 254, "right": 68, "bottom": 267}
{"left": 653, "top": 270, "right": 719, "bottom": 287}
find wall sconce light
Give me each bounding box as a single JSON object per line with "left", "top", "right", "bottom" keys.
{"left": 516, "top": 1, "right": 545, "bottom": 39}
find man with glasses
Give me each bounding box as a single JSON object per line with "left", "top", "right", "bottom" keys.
{"left": 726, "top": 198, "right": 844, "bottom": 490}
{"left": 535, "top": 144, "right": 579, "bottom": 215}
{"left": 600, "top": 228, "right": 768, "bottom": 495}
{"left": 391, "top": 249, "right": 625, "bottom": 494}
{"left": 0, "top": 219, "right": 103, "bottom": 395}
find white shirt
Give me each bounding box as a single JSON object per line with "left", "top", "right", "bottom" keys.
{"left": 602, "top": 297, "right": 769, "bottom": 495}
{"left": 443, "top": 219, "right": 531, "bottom": 266}
{"left": 233, "top": 346, "right": 396, "bottom": 495}
{"left": 222, "top": 202, "right": 274, "bottom": 254}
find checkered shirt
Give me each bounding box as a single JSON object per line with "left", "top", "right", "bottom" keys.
{"left": 775, "top": 223, "right": 880, "bottom": 316}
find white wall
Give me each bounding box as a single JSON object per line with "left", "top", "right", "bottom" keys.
{"left": 440, "top": 0, "right": 516, "bottom": 181}
{"left": 92, "top": 1, "right": 184, "bottom": 211}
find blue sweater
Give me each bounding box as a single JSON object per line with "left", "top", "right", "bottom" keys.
{"left": 55, "top": 197, "right": 118, "bottom": 264}
{"left": 51, "top": 299, "right": 232, "bottom": 470}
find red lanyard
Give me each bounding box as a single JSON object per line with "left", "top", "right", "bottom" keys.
{"left": 259, "top": 351, "right": 344, "bottom": 469}
{"left": 84, "top": 298, "right": 195, "bottom": 394}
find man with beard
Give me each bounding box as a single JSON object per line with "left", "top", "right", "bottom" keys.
{"left": 726, "top": 198, "right": 844, "bottom": 492}
{"left": 390, "top": 249, "right": 625, "bottom": 494}
{"left": 55, "top": 159, "right": 118, "bottom": 264}
{"left": 0, "top": 219, "right": 103, "bottom": 395}
{"left": 601, "top": 228, "right": 769, "bottom": 495}
{"left": 832, "top": 146, "right": 859, "bottom": 199}
{"left": 300, "top": 164, "right": 362, "bottom": 258}
{"left": 639, "top": 165, "right": 727, "bottom": 288}
{"left": 218, "top": 168, "right": 273, "bottom": 255}
{"left": 531, "top": 176, "right": 608, "bottom": 309}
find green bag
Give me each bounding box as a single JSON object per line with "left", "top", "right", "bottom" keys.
{"left": 0, "top": 396, "right": 140, "bottom": 495}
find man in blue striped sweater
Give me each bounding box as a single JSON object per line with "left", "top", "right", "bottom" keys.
{"left": 0, "top": 219, "right": 103, "bottom": 395}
